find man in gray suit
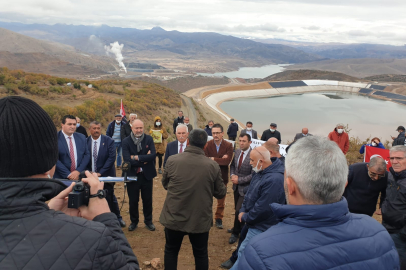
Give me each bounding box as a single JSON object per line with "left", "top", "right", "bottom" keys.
{"left": 240, "top": 121, "right": 258, "bottom": 140}
{"left": 228, "top": 133, "right": 253, "bottom": 244}
{"left": 293, "top": 127, "right": 312, "bottom": 142}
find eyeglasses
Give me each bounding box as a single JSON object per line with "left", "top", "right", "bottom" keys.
{"left": 212, "top": 132, "right": 222, "bottom": 135}
{"left": 368, "top": 170, "right": 385, "bottom": 179}
{"left": 389, "top": 157, "right": 406, "bottom": 161}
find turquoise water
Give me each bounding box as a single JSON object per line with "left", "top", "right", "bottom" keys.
{"left": 197, "top": 64, "right": 289, "bottom": 79}
{"left": 220, "top": 92, "right": 406, "bottom": 144}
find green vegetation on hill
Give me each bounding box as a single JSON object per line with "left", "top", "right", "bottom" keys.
{"left": 365, "top": 74, "right": 406, "bottom": 83}
{"left": 260, "top": 69, "right": 362, "bottom": 82}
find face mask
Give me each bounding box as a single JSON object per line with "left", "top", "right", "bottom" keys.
{"left": 116, "top": 120, "right": 121, "bottom": 124}
{"left": 270, "top": 129, "right": 275, "bottom": 132}
{"left": 47, "top": 174, "right": 51, "bottom": 179}
{"left": 156, "top": 122, "right": 161, "bottom": 126}
{"left": 252, "top": 160, "right": 263, "bottom": 173}
{"left": 302, "top": 134, "right": 307, "bottom": 137}
{"left": 209, "top": 126, "right": 213, "bottom": 129}
{"left": 372, "top": 142, "right": 377, "bottom": 146}
{"left": 185, "top": 123, "right": 189, "bottom": 125}
{"left": 337, "top": 129, "right": 344, "bottom": 134}
{"left": 246, "top": 128, "right": 252, "bottom": 131}
{"left": 76, "top": 123, "right": 80, "bottom": 128}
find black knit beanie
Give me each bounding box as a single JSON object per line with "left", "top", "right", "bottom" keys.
{"left": 0, "top": 96, "right": 58, "bottom": 177}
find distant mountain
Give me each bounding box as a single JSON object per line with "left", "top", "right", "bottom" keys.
{"left": 254, "top": 38, "right": 406, "bottom": 60}
{"left": 0, "top": 22, "right": 323, "bottom": 67}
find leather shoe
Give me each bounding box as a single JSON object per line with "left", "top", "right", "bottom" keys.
{"left": 215, "top": 219, "right": 223, "bottom": 229}
{"left": 145, "top": 223, "right": 156, "bottom": 231}
{"left": 227, "top": 228, "right": 234, "bottom": 233}
{"left": 221, "top": 259, "right": 234, "bottom": 269}
{"left": 229, "top": 234, "right": 238, "bottom": 244}
{"left": 119, "top": 219, "right": 126, "bottom": 228}
{"left": 128, "top": 223, "right": 138, "bottom": 231}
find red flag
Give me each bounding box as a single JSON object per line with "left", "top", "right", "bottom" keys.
{"left": 120, "top": 99, "right": 126, "bottom": 117}
{"left": 364, "top": 146, "right": 391, "bottom": 171}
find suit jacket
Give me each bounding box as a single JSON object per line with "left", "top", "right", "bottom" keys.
{"left": 240, "top": 129, "right": 258, "bottom": 140}
{"left": 122, "top": 135, "right": 157, "bottom": 181}
{"left": 204, "top": 139, "right": 233, "bottom": 184}
{"left": 230, "top": 148, "right": 253, "bottom": 196}
{"left": 293, "top": 133, "right": 313, "bottom": 142}
{"left": 86, "top": 135, "right": 116, "bottom": 177}
{"left": 54, "top": 131, "right": 91, "bottom": 179}
{"left": 164, "top": 140, "right": 184, "bottom": 168}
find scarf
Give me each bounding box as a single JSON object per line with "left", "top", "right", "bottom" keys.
{"left": 131, "top": 132, "right": 144, "bottom": 152}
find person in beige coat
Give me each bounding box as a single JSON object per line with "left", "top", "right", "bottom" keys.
{"left": 149, "top": 116, "right": 168, "bottom": 174}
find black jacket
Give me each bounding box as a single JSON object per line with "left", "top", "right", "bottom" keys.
{"left": 0, "top": 178, "right": 139, "bottom": 270}
{"left": 122, "top": 123, "right": 132, "bottom": 140}
{"left": 227, "top": 123, "right": 239, "bottom": 137}
{"left": 343, "top": 162, "right": 387, "bottom": 216}
{"left": 173, "top": 117, "right": 184, "bottom": 134}
{"left": 261, "top": 129, "right": 281, "bottom": 143}
{"left": 76, "top": 125, "right": 88, "bottom": 137}
{"left": 393, "top": 131, "right": 405, "bottom": 146}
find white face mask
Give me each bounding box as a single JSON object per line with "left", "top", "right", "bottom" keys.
{"left": 337, "top": 129, "right": 344, "bottom": 134}
{"left": 252, "top": 160, "right": 263, "bottom": 173}
{"left": 246, "top": 127, "right": 252, "bottom": 131}
{"left": 209, "top": 126, "right": 213, "bottom": 129}
{"left": 302, "top": 134, "right": 307, "bottom": 137}
{"left": 270, "top": 129, "right": 275, "bottom": 132}
{"left": 116, "top": 120, "right": 121, "bottom": 124}
{"left": 185, "top": 123, "right": 189, "bottom": 125}
{"left": 156, "top": 122, "right": 161, "bottom": 126}
{"left": 372, "top": 142, "right": 377, "bottom": 146}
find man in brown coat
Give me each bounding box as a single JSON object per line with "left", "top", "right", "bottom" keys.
{"left": 160, "top": 129, "right": 227, "bottom": 270}
{"left": 204, "top": 123, "right": 233, "bottom": 229}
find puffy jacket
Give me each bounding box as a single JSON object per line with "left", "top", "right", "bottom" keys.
{"left": 204, "top": 125, "right": 212, "bottom": 136}
{"left": 227, "top": 122, "right": 239, "bottom": 137}
{"left": 238, "top": 198, "right": 399, "bottom": 270}
{"left": 0, "top": 178, "right": 139, "bottom": 270}
{"left": 359, "top": 142, "right": 385, "bottom": 154}
{"left": 240, "top": 158, "right": 285, "bottom": 232}
{"left": 328, "top": 128, "right": 349, "bottom": 154}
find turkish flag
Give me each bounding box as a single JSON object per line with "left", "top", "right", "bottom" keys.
{"left": 120, "top": 99, "right": 126, "bottom": 117}
{"left": 364, "top": 146, "right": 391, "bottom": 171}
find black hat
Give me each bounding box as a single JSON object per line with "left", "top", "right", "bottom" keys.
{"left": 230, "top": 118, "right": 235, "bottom": 121}
{"left": 0, "top": 96, "right": 58, "bottom": 177}
{"left": 115, "top": 114, "right": 122, "bottom": 117}
{"left": 396, "top": 126, "right": 405, "bottom": 131}
{"left": 270, "top": 123, "right": 277, "bottom": 127}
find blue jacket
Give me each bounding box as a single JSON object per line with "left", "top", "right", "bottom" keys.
{"left": 54, "top": 131, "right": 91, "bottom": 179}
{"left": 204, "top": 125, "right": 212, "bottom": 136}
{"left": 164, "top": 140, "right": 179, "bottom": 168}
{"left": 238, "top": 198, "right": 399, "bottom": 270}
{"left": 106, "top": 120, "right": 125, "bottom": 140}
{"left": 240, "top": 158, "right": 285, "bottom": 232}
{"left": 86, "top": 135, "right": 116, "bottom": 177}
{"left": 227, "top": 122, "right": 239, "bottom": 137}
{"left": 359, "top": 142, "right": 385, "bottom": 154}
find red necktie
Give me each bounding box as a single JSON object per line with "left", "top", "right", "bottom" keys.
{"left": 68, "top": 137, "right": 76, "bottom": 172}
{"left": 179, "top": 143, "right": 184, "bottom": 153}
{"left": 238, "top": 151, "right": 244, "bottom": 170}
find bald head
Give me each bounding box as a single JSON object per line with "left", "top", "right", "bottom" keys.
{"left": 250, "top": 146, "right": 272, "bottom": 171}
{"left": 131, "top": 119, "right": 144, "bottom": 137}
{"left": 263, "top": 138, "right": 280, "bottom": 158}
{"left": 302, "top": 128, "right": 308, "bottom": 135}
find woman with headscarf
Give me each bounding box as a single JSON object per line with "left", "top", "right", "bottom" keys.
{"left": 150, "top": 116, "right": 168, "bottom": 174}
{"left": 359, "top": 137, "right": 385, "bottom": 154}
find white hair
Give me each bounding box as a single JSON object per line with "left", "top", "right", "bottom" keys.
{"left": 285, "top": 136, "right": 348, "bottom": 204}
{"left": 336, "top": 123, "right": 345, "bottom": 128}
{"left": 390, "top": 145, "right": 406, "bottom": 157}
{"left": 130, "top": 113, "right": 137, "bottom": 118}
{"left": 176, "top": 124, "right": 188, "bottom": 133}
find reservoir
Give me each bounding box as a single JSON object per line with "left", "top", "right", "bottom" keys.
{"left": 197, "top": 64, "right": 289, "bottom": 79}
{"left": 220, "top": 92, "right": 406, "bottom": 144}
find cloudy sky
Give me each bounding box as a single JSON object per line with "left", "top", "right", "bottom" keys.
{"left": 0, "top": 0, "right": 405, "bottom": 45}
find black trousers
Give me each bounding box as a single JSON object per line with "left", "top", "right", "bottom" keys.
{"left": 232, "top": 188, "right": 245, "bottom": 235}
{"left": 104, "top": 183, "right": 122, "bottom": 220}
{"left": 157, "top": 153, "right": 164, "bottom": 168}
{"left": 164, "top": 228, "right": 209, "bottom": 270}
{"left": 228, "top": 136, "right": 236, "bottom": 141}
{"left": 230, "top": 225, "right": 248, "bottom": 263}
{"left": 126, "top": 173, "right": 153, "bottom": 225}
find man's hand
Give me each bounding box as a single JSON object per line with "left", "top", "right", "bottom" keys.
{"left": 78, "top": 171, "right": 110, "bottom": 220}
{"left": 67, "top": 170, "right": 80, "bottom": 180}
{"left": 147, "top": 150, "right": 151, "bottom": 154}
{"left": 48, "top": 182, "right": 80, "bottom": 217}
{"left": 375, "top": 209, "right": 382, "bottom": 215}
{"left": 211, "top": 157, "right": 215, "bottom": 161}
{"left": 222, "top": 155, "right": 228, "bottom": 159}
{"left": 238, "top": 212, "right": 245, "bottom": 223}
{"left": 231, "top": 175, "right": 239, "bottom": 184}
{"left": 391, "top": 136, "right": 396, "bottom": 140}
{"left": 131, "top": 155, "right": 139, "bottom": 161}
{"left": 97, "top": 173, "right": 101, "bottom": 177}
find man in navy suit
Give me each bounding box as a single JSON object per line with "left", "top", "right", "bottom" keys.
{"left": 54, "top": 115, "right": 90, "bottom": 180}
{"left": 122, "top": 119, "right": 157, "bottom": 232}
{"left": 164, "top": 124, "right": 189, "bottom": 168}
{"left": 87, "top": 121, "right": 126, "bottom": 228}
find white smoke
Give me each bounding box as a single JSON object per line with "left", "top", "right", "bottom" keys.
{"left": 104, "top": 41, "right": 127, "bottom": 73}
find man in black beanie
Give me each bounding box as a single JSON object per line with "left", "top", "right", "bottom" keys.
{"left": 0, "top": 96, "right": 139, "bottom": 270}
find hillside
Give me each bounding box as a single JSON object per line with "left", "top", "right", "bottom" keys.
{"left": 260, "top": 69, "right": 362, "bottom": 82}
{"left": 365, "top": 74, "right": 406, "bottom": 83}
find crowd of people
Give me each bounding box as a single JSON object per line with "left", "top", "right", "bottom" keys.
{"left": 1, "top": 97, "right": 406, "bottom": 269}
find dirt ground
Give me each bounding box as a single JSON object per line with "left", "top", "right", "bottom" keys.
{"left": 114, "top": 164, "right": 237, "bottom": 270}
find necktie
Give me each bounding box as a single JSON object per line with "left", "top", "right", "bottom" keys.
{"left": 93, "top": 141, "right": 98, "bottom": 173}
{"left": 238, "top": 151, "right": 244, "bottom": 170}
{"left": 68, "top": 137, "right": 76, "bottom": 172}
{"left": 179, "top": 143, "right": 184, "bottom": 153}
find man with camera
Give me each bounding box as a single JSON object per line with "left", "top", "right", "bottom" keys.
{"left": 0, "top": 96, "right": 139, "bottom": 269}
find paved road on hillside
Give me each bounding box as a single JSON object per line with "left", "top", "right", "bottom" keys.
{"left": 180, "top": 94, "right": 198, "bottom": 129}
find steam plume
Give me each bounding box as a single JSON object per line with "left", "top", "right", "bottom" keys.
{"left": 105, "top": 41, "right": 127, "bottom": 73}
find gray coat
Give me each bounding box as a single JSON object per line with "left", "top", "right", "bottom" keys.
{"left": 160, "top": 146, "right": 227, "bottom": 233}
{"left": 293, "top": 133, "right": 313, "bottom": 141}
{"left": 241, "top": 129, "right": 258, "bottom": 140}
{"left": 230, "top": 148, "right": 253, "bottom": 196}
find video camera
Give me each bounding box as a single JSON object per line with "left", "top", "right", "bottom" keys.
{"left": 68, "top": 171, "right": 90, "bottom": 208}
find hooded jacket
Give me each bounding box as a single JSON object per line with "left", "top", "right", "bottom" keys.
{"left": 240, "top": 158, "right": 285, "bottom": 232}
{"left": 328, "top": 128, "right": 350, "bottom": 154}
{"left": 238, "top": 198, "right": 399, "bottom": 270}
{"left": 227, "top": 122, "right": 239, "bottom": 137}
{"left": 149, "top": 116, "right": 169, "bottom": 154}
{"left": 0, "top": 178, "right": 139, "bottom": 270}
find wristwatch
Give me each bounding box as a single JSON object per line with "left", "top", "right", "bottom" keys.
{"left": 89, "top": 189, "right": 107, "bottom": 199}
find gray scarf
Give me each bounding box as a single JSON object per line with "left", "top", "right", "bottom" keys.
{"left": 131, "top": 132, "right": 144, "bottom": 152}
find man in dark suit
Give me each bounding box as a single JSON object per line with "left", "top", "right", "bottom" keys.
{"left": 164, "top": 124, "right": 189, "bottom": 168}
{"left": 293, "top": 127, "right": 312, "bottom": 141}
{"left": 122, "top": 113, "right": 137, "bottom": 140}
{"left": 204, "top": 123, "right": 233, "bottom": 229}
{"left": 87, "top": 121, "right": 126, "bottom": 228}
{"left": 261, "top": 123, "right": 281, "bottom": 143}
{"left": 54, "top": 115, "right": 90, "bottom": 180}
{"left": 75, "top": 117, "right": 88, "bottom": 137}
{"left": 122, "top": 119, "right": 157, "bottom": 232}
{"left": 240, "top": 121, "right": 257, "bottom": 140}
